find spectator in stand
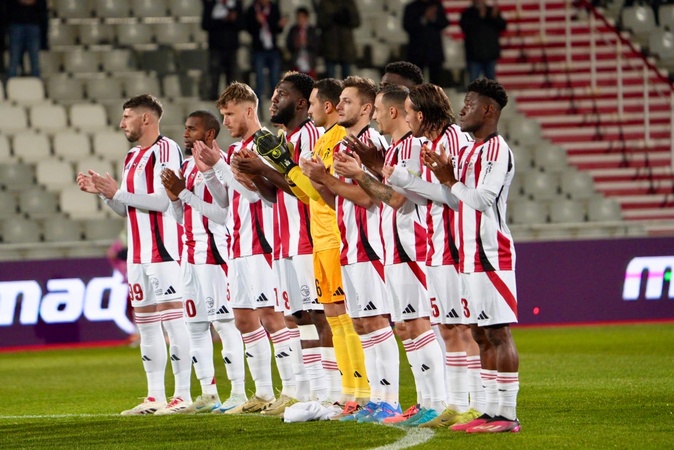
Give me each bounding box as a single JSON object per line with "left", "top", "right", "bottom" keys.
{"left": 316, "top": 0, "right": 360, "bottom": 79}
{"left": 245, "top": 0, "right": 287, "bottom": 109}
{"left": 402, "top": 0, "right": 450, "bottom": 86}
{"left": 460, "top": 0, "right": 507, "bottom": 82}
{"left": 7, "top": 0, "right": 48, "bottom": 78}
{"left": 201, "top": 0, "right": 244, "bottom": 100}
{"left": 286, "top": 7, "right": 319, "bottom": 78}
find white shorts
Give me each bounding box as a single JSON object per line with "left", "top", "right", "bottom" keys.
{"left": 182, "top": 262, "right": 233, "bottom": 322}
{"left": 385, "top": 262, "right": 429, "bottom": 323}
{"left": 127, "top": 261, "right": 181, "bottom": 308}
{"left": 229, "top": 254, "right": 277, "bottom": 310}
{"left": 275, "top": 255, "right": 321, "bottom": 314}
{"left": 342, "top": 261, "right": 389, "bottom": 319}
{"left": 427, "top": 264, "right": 466, "bottom": 325}
{"left": 461, "top": 270, "right": 519, "bottom": 326}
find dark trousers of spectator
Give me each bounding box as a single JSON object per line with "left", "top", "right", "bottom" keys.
{"left": 467, "top": 59, "right": 497, "bottom": 82}
{"left": 208, "top": 48, "right": 238, "bottom": 100}
{"left": 8, "top": 24, "right": 41, "bottom": 77}
{"left": 252, "top": 49, "right": 281, "bottom": 103}
{"left": 325, "top": 60, "right": 351, "bottom": 79}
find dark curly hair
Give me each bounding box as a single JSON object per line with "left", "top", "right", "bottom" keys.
{"left": 467, "top": 78, "right": 508, "bottom": 109}
{"left": 123, "top": 94, "right": 163, "bottom": 119}
{"left": 280, "top": 71, "right": 315, "bottom": 102}
{"left": 384, "top": 61, "right": 424, "bottom": 86}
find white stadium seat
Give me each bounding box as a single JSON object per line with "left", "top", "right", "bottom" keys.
{"left": 54, "top": 131, "right": 93, "bottom": 161}
{"left": 12, "top": 133, "right": 52, "bottom": 164}
{"left": 30, "top": 104, "right": 69, "bottom": 133}
{"left": 6, "top": 77, "right": 45, "bottom": 104}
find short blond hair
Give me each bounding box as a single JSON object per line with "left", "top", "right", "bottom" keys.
{"left": 216, "top": 82, "right": 258, "bottom": 109}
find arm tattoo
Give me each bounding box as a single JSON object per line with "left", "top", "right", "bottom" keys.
{"left": 355, "top": 172, "right": 394, "bottom": 204}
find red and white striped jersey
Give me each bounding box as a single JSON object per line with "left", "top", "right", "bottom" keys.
{"left": 274, "top": 119, "right": 322, "bottom": 259}
{"left": 226, "top": 136, "right": 274, "bottom": 259}
{"left": 422, "top": 124, "right": 473, "bottom": 267}
{"left": 121, "top": 136, "right": 183, "bottom": 264}
{"left": 381, "top": 132, "right": 427, "bottom": 265}
{"left": 180, "top": 158, "right": 229, "bottom": 265}
{"left": 334, "top": 126, "right": 388, "bottom": 266}
{"left": 454, "top": 133, "right": 516, "bottom": 273}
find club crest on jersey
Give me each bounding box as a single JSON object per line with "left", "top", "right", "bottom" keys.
{"left": 150, "top": 277, "right": 161, "bottom": 295}
{"left": 135, "top": 154, "right": 151, "bottom": 175}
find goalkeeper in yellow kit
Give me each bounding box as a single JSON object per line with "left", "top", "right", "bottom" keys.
{"left": 255, "top": 78, "right": 370, "bottom": 414}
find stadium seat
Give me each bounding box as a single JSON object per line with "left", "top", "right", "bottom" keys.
{"left": 70, "top": 104, "right": 109, "bottom": 132}
{"left": 39, "top": 51, "right": 63, "bottom": 74}
{"left": 102, "top": 49, "right": 137, "bottom": 72}
{"left": 54, "top": 0, "right": 93, "bottom": 19}
{"left": 549, "top": 198, "right": 586, "bottom": 223}
{"left": 47, "top": 76, "right": 86, "bottom": 103}
{"left": 660, "top": 4, "right": 674, "bottom": 29}
{"left": 63, "top": 51, "right": 101, "bottom": 73}
{"left": 0, "top": 105, "right": 29, "bottom": 135}
{"left": 443, "top": 37, "right": 466, "bottom": 80}
{"left": 18, "top": 187, "right": 60, "bottom": 219}
{"left": 561, "top": 170, "right": 596, "bottom": 200}
{"left": 236, "top": 46, "right": 251, "bottom": 71}
{"left": 132, "top": 0, "right": 169, "bottom": 17}
{"left": 533, "top": 145, "right": 568, "bottom": 173}
{"left": 649, "top": 28, "right": 674, "bottom": 71}
{"left": 588, "top": 197, "right": 623, "bottom": 221}
{"left": 12, "top": 133, "right": 52, "bottom": 164}
{"left": 81, "top": 217, "right": 125, "bottom": 241}
{"left": 511, "top": 145, "right": 534, "bottom": 171}
{"left": 621, "top": 5, "right": 656, "bottom": 45}
{"left": 85, "top": 77, "right": 124, "bottom": 101}
{"left": 116, "top": 23, "right": 154, "bottom": 46}
{"left": 0, "top": 191, "right": 18, "bottom": 218}
{"left": 370, "top": 43, "right": 391, "bottom": 68}
{"left": 0, "top": 162, "right": 35, "bottom": 191}
{"left": 95, "top": 0, "right": 131, "bottom": 19}
{"left": 162, "top": 74, "right": 183, "bottom": 98}
{"left": 507, "top": 116, "right": 543, "bottom": 147}
{"left": 508, "top": 172, "right": 525, "bottom": 198}
{"left": 154, "top": 22, "right": 192, "bottom": 46}
{"left": 523, "top": 170, "right": 560, "bottom": 200}
{"left": 510, "top": 199, "right": 548, "bottom": 224}
{"left": 168, "top": 0, "right": 200, "bottom": 17}
{"left": 60, "top": 185, "right": 104, "bottom": 219}
{"left": 29, "top": 104, "right": 69, "bottom": 133}
{"left": 160, "top": 102, "right": 186, "bottom": 127}
{"left": 93, "top": 130, "right": 129, "bottom": 160}
{"left": 375, "top": 15, "right": 408, "bottom": 45}
{"left": 79, "top": 23, "right": 115, "bottom": 46}
{"left": 122, "top": 75, "right": 162, "bottom": 97}
{"left": 0, "top": 217, "right": 42, "bottom": 244}
{"left": 6, "top": 77, "right": 45, "bottom": 105}
{"left": 76, "top": 158, "right": 115, "bottom": 180}
{"left": 53, "top": 131, "right": 93, "bottom": 161}
{"left": 48, "top": 20, "right": 78, "bottom": 47}
{"left": 138, "top": 48, "right": 177, "bottom": 75}
{"left": 36, "top": 160, "right": 76, "bottom": 191}
{"left": 177, "top": 48, "right": 209, "bottom": 73}
{"left": 190, "top": 21, "right": 208, "bottom": 45}
{"left": 0, "top": 136, "right": 11, "bottom": 163}
{"left": 43, "top": 216, "right": 84, "bottom": 242}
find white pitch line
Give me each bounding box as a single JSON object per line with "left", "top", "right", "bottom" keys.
{"left": 371, "top": 428, "right": 435, "bottom": 450}
{"left": 0, "top": 414, "right": 118, "bottom": 419}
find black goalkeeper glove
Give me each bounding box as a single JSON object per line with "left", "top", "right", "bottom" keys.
{"left": 253, "top": 128, "right": 297, "bottom": 174}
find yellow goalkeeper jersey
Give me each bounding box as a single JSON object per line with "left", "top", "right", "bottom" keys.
{"left": 287, "top": 123, "right": 346, "bottom": 252}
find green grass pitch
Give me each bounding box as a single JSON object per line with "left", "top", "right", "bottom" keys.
{"left": 0, "top": 323, "right": 672, "bottom": 449}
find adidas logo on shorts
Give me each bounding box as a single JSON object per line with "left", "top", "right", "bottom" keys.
{"left": 363, "top": 301, "right": 377, "bottom": 311}
{"left": 217, "top": 305, "right": 229, "bottom": 315}
{"left": 446, "top": 309, "right": 460, "bottom": 319}
{"left": 164, "top": 286, "right": 176, "bottom": 295}
{"left": 477, "top": 311, "right": 490, "bottom": 320}
{"left": 256, "top": 293, "right": 270, "bottom": 303}
{"left": 403, "top": 304, "right": 416, "bottom": 314}
{"left": 332, "top": 287, "right": 345, "bottom": 297}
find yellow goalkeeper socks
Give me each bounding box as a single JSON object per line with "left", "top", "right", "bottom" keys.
{"left": 326, "top": 315, "right": 355, "bottom": 399}
{"left": 338, "top": 313, "right": 370, "bottom": 400}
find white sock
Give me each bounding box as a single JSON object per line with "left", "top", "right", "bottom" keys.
{"left": 371, "top": 327, "right": 399, "bottom": 407}
{"left": 320, "top": 346, "right": 342, "bottom": 403}
{"left": 481, "top": 369, "right": 499, "bottom": 417}
{"left": 186, "top": 321, "right": 217, "bottom": 396}
{"left": 212, "top": 319, "right": 245, "bottom": 396}
{"left": 445, "top": 352, "right": 469, "bottom": 412}
{"left": 497, "top": 372, "right": 519, "bottom": 420}
{"left": 359, "top": 332, "right": 379, "bottom": 403}
{"left": 303, "top": 347, "right": 326, "bottom": 401}
{"left": 135, "top": 311, "right": 167, "bottom": 403}
{"left": 161, "top": 308, "right": 191, "bottom": 402}
{"left": 270, "top": 327, "right": 296, "bottom": 398}
{"left": 288, "top": 327, "right": 310, "bottom": 401}
{"left": 414, "top": 330, "right": 446, "bottom": 413}
{"left": 242, "top": 327, "right": 274, "bottom": 401}
{"left": 467, "top": 355, "right": 485, "bottom": 412}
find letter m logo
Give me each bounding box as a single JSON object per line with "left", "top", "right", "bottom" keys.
{"left": 623, "top": 256, "right": 674, "bottom": 300}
